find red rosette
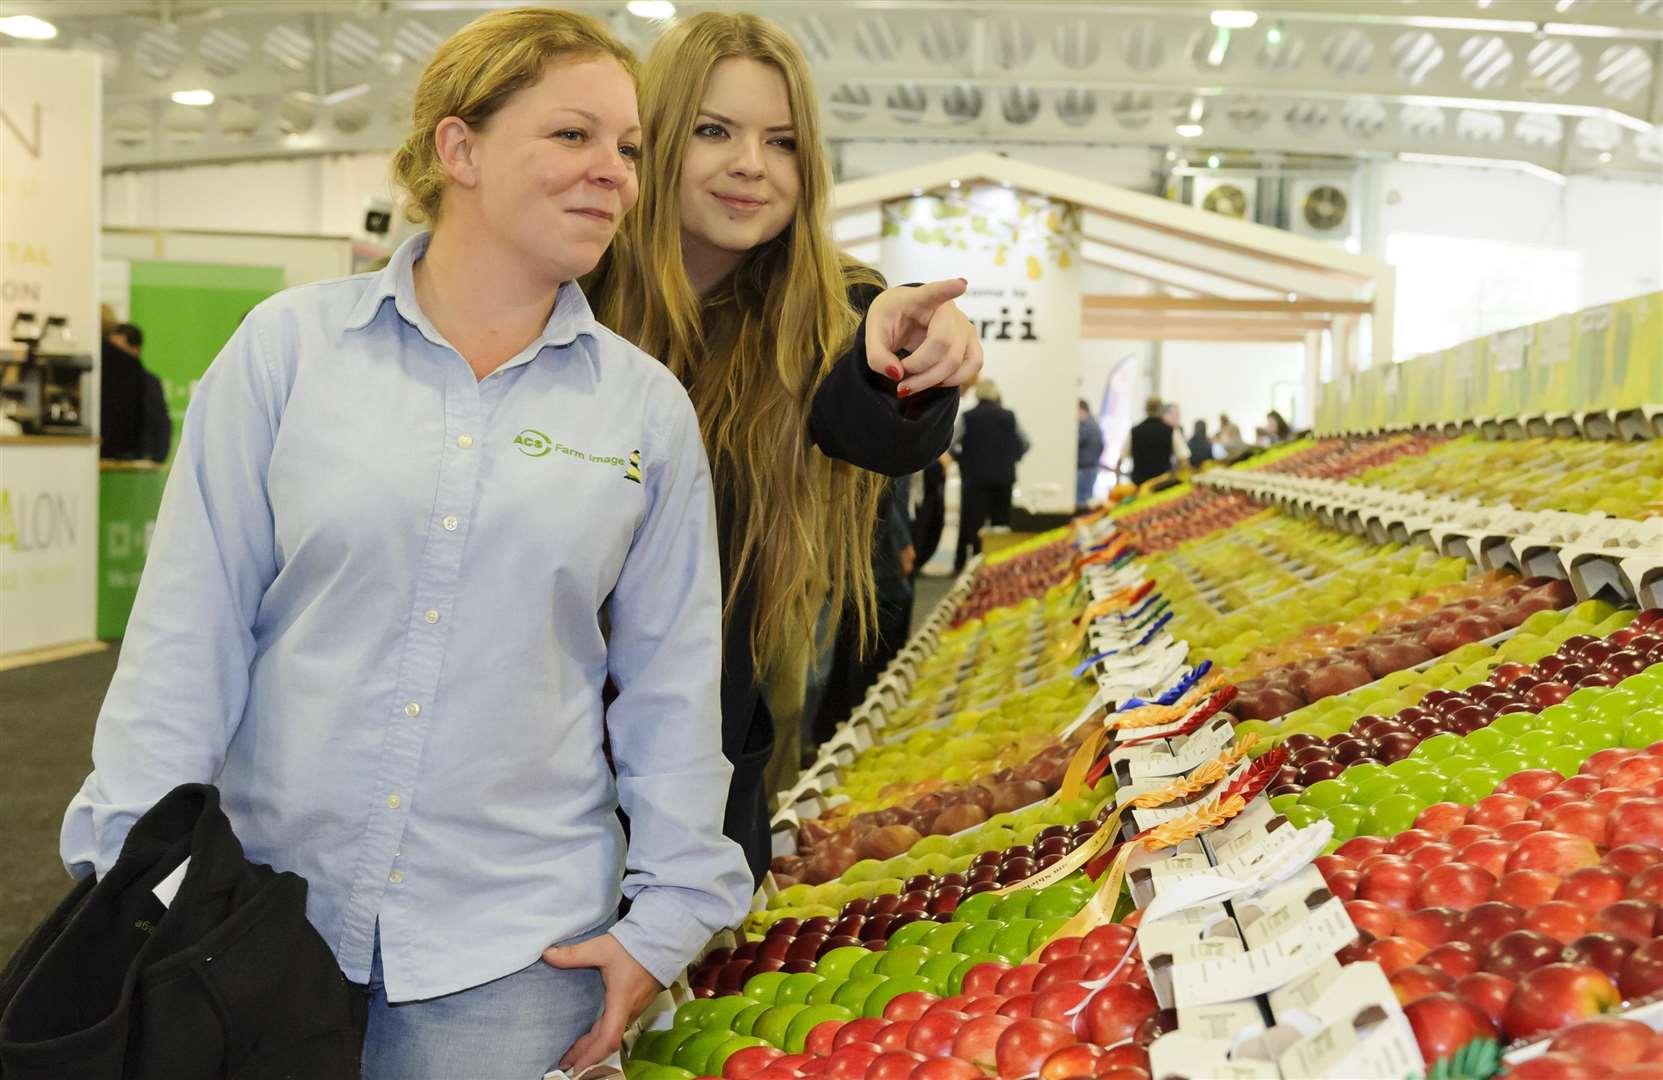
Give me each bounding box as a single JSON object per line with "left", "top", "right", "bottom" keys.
{"left": 1114, "top": 685, "right": 1240, "bottom": 749}
{"left": 1219, "top": 745, "right": 1289, "bottom": 806}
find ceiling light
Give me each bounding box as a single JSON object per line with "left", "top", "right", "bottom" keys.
{"left": 1210, "top": 10, "right": 1258, "bottom": 29}
{"left": 1554, "top": 0, "right": 1575, "bottom": 10}
{"left": 1476, "top": 0, "right": 1493, "bottom": 7}
{"left": 948, "top": 179, "right": 961, "bottom": 188}
{"left": 626, "top": 1, "right": 675, "bottom": 18}
{"left": 1266, "top": 24, "right": 1283, "bottom": 45}
{"left": 1598, "top": 151, "right": 1613, "bottom": 163}
{"left": 0, "top": 15, "right": 57, "bottom": 39}
{"left": 1208, "top": 154, "right": 1221, "bottom": 168}
{"left": 911, "top": 188, "right": 923, "bottom": 197}
{"left": 1207, "top": 29, "right": 1230, "bottom": 67}
{"left": 1164, "top": 150, "right": 1177, "bottom": 161}
{"left": 171, "top": 89, "right": 215, "bottom": 107}
{"left": 1176, "top": 123, "right": 1204, "bottom": 138}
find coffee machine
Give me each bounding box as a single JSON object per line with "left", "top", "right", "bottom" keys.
{"left": 1, "top": 311, "right": 93, "bottom": 436}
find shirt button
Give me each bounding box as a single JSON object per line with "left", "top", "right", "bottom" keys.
{"left": 442, "top": 515, "right": 459, "bottom": 531}
{"left": 404, "top": 702, "right": 421, "bottom": 718}
{"left": 457, "top": 434, "right": 474, "bottom": 449}
{"left": 423, "top": 609, "right": 440, "bottom": 624}
{"left": 387, "top": 794, "right": 402, "bottom": 809}
{"left": 389, "top": 870, "right": 404, "bottom": 885}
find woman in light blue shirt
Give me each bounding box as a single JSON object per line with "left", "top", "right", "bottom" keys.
{"left": 60, "top": 10, "right": 750, "bottom": 1079}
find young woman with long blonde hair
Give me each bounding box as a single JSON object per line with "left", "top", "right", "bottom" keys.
{"left": 588, "top": 12, "right": 983, "bottom": 883}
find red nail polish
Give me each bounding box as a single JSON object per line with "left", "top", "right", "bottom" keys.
{"left": 897, "top": 387, "right": 911, "bottom": 399}
{"left": 888, "top": 365, "right": 903, "bottom": 381}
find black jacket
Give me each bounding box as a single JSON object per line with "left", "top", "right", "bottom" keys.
{"left": 0, "top": 784, "right": 364, "bottom": 1080}
{"left": 718, "top": 280, "right": 957, "bottom": 884}
{"left": 954, "top": 400, "right": 1027, "bottom": 486}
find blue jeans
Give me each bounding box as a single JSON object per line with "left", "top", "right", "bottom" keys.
{"left": 361, "top": 924, "right": 608, "bottom": 1080}
{"left": 1076, "top": 468, "right": 1097, "bottom": 506}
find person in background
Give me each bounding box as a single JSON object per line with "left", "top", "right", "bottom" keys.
{"left": 118, "top": 323, "right": 174, "bottom": 462}
{"left": 62, "top": 11, "right": 751, "bottom": 1077}
{"left": 1118, "top": 395, "right": 1190, "bottom": 486}
{"left": 911, "top": 457, "right": 947, "bottom": 571}
{"left": 98, "top": 321, "right": 146, "bottom": 460}
{"left": 1188, "top": 418, "right": 1214, "bottom": 467}
{"left": 1216, "top": 413, "right": 1246, "bottom": 456}
{"left": 1162, "top": 402, "right": 1181, "bottom": 431}
{"left": 951, "top": 380, "right": 1027, "bottom": 573}
{"left": 1076, "top": 398, "right": 1103, "bottom": 509}
{"left": 1259, "top": 409, "right": 1293, "bottom": 445}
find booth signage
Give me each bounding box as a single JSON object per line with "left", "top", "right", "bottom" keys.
{"left": 879, "top": 184, "right": 1083, "bottom": 513}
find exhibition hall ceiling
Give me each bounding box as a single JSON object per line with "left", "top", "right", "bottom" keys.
{"left": 4, "top": 0, "right": 1660, "bottom": 177}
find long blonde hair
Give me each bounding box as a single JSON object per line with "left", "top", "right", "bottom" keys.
{"left": 588, "top": 12, "right": 885, "bottom": 677}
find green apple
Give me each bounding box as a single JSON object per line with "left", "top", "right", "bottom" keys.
{"left": 731, "top": 1003, "right": 773, "bottom": 1035}
{"left": 706, "top": 1036, "right": 768, "bottom": 1075}
{"left": 1401, "top": 774, "right": 1449, "bottom": 805}
{"left": 1624, "top": 708, "right": 1663, "bottom": 751}
{"left": 1031, "top": 882, "right": 1087, "bottom": 919}
{"left": 1302, "top": 778, "right": 1352, "bottom": 809}
{"left": 992, "top": 891, "right": 1037, "bottom": 921}
{"left": 1415, "top": 733, "right": 1464, "bottom": 760}
{"left": 1462, "top": 727, "right": 1508, "bottom": 756}
{"left": 628, "top": 1029, "right": 673, "bottom": 1065}
{"left": 885, "top": 921, "right": 936, "bottom": 950}
{"left": 702, "top": 995, "right": 761, "bottom": 1031}
{"left": 815, "top": 947, "right": 869, "bottom": 983}
{"left": 876, "top": 945, "right": 933, "bottom": 977}
{"left": 674, "top": 1029, "right": 737, "bottom": 1074}
{"left": 784, "top": 1005, "right": 853, "bottom": 1053}
{"left": 953, "top": 922, "right": 1001, "bottom": 956}
{"left": 1284, "top": 804, "right": 1324, "bottom": 828}
{"left": 952, "top": 892, "right": 1003, "bottom": 925}
{"left": 917, "top": 953, "right": 966, "bottom": 995}
{"left": 861, "top": 975, "right": 932, "bottom": 1018}
{"left": 776, "top": 972, "right": 825, "bottom": 1005}
{"left": 1271, "top": 793, "right": 1303, "bottom": 817}
{"left": 922, "top": 922, "right": 969, "bottom": 953}
{"left": 1543, "top": 745, "right": 1590, "bottom": 777}
{"left": 1489, "top": 712, "right": 1538, "bottom": 738}
{"left": 742, "top": 971, "right": 791, "bottom": 1004}
{"left": 849, "top": 950, "right": 885, "bottom": 980}
{"left": 1348, "top": 773, "right": 1400, "bottom": 807}
{"left": 1590, "top": 691, "right": 1641, "bottom": 726}
{"left": 1448, "top": 768, "right": 1502, "bottom": 805}
{"left": 1327, "top": 803, "right": 1366, "bottom": 840}
{"left": 946, "top": 953, "right": 1005, "bottom": 995}
{"left": 1365, "top": 793, "right": 1425, "bottom": 837}
{"left": 829, "top": 977, "right": 888, "bottom": 1015}
{"left": 1487, "top": 751, "right": 1532, "bottom": 778}
{"left": 992, "top": 919, "right": 1043, "bottom": 961}
{"left": 805, "top": 978, "right": 845, "bottom": 1006}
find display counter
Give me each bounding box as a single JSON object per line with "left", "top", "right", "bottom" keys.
{"left": 97, "top": 460, "right": 168, "bottom": 640}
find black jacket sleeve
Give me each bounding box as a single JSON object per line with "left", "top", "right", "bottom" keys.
{"left": 807, "top": 280, "right": 959, "bottom": 477}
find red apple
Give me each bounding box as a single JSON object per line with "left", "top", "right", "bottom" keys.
{"left": 1410, "top": 843, "right": 1461, "bottom": 874}
{"left": 1523, "top": 901, "right": 1590, "bottom": 944}
{"left": 1484, "top": 929, "right": 1565, "bottom": 981}
{"left": 1504, "top": 1053, "right": 1614, "bottom": 1080}
{"left": 865, "top": 1050, "right": 928, "bottom": 1080}
{"left": 1455, "top": 971, "right": 1516, "bottom": 1028}
{"left": 1359, "top": 860, "right": 1422, "bottom": 910}
{"left": 995, "top": 1019, "right": 1077, "bottom": 1080}
{"left": 808, "top": 1021, "right": 848, "bottom": 1058}
{"left": 1403, "top": 992, "right": 1498, "bottom": 1066}
{"left": 885, "top": 994, "right": 941, "bottom": 1023}
{"left": 1032, "top": 984, "right": 1093, "bottom": 1027}
{"left": 1610, "top": 760, "right": 1663, "bottom": 791}
{"left": 1423, "top": 941, "right": 1483, "bottom": 980}
{"left": 909, "top": 1058, "right": 983, "bottom": 1080}
{"left": 1507, "top": 831, "right": 1601, "bottom": 875}
{"left": 1611, "top": 798, "right": 1663, "bottom": 848}
{"left": 1386, "top": 828, "right": 1441, "bottom": 857}
{"left": 1500, "top": 770, "right": 1566, "bottom": 800}
{"left": 1631, "top": 866, "right": 1663, "bottom": 904}
{"left": 1363, "top": 936, "right": 1431, "bottom": 976}
{"left": 1413, "top": 864, "right": 1496, "bottom": 913}
{"left": 1502, "top": 963, "right": 1621, "bottom": 1040}
{"left": 1543, "top": 802, "right": 1613, "bottom": 846}
{"left": 1389, "top": 964, "right": 1457, "bottom": 1004}
{"left": 1327, "top": 869, "right": 1361, "bottom": 901}
{"left": 1584, "top": 748, "right": 1642, "bottom": 781}
{"left": 838, "top": 1019, "right": 892, "bottom": 1048}
{"left": 1549, "top": 1017, "right": 1659, "bottom": 1069}
{"left": 1336, "top": 835, "right": 1391, "bottom": 862}
{"left": 1034, "top": 956, "right": 1095, "bottom": 991}
{"left": 907, "top": 1011, "right": 972, "bottom": 1057}
{"left": 1606, "top": 845, "right": 1663, "bottom": 878}
{"left": 996, "top": 995, "right": 1038, "bottom": 1019}
{"left": 1529, "top": 790, "right": 1586, "bottom": 822}
{"left": 1565, "top": 932, "right": 1638, "bottom": 982}
{"left": 950, "top": 1015, "right": 1015, "bottom": 1071}
{"left": 875, "top": 1023, "right": 917, "bottom": 1051}
{"left": 1592, "top": 899, "right": 1661, "bottom": 944}
{"left": 961, "top": 996, "right": 1007, "bottom": 1017}
{"left": 1398, "top": 908, "right": 1464, "bottom": 948}
{"left": 1459, "top": 902, "right": 1526, "bottom": 949}
{"left": 1471, "top": 793, "right": 1532, "bottom": 828}
{"left": 1415, "top": 803, "right": 1471, "bottom": 837}
{"left": 1500, "top": 820, "right": 1547, "bottom": 845}
{"left": 1037, "top": 938, "right": 1082, "bottom": 964}
{"left": 1557, "top": 867, "right": 1629, "bottom": 916}
{"left": 1078, "top": 925, "right": 1136, "bottom": 964}
{"left": 961, "top": 963, "right": 1011, "bottom": 996}
{"left": 1448, "top": 824, "right": 1500, "bottom": 849}
{"left": 1345, "top": 899, "right": 1402, "bottom": 939}
{"left": 726, "top": 1045, "right": 789, "bottom": 1079}
{"left": 1498, "top": 870, "right": 1565, "bottom": 909}
{"left": 1620, "top": 938, "right": 1663, "bottom": 999}
{"left": 997, "top": 964, "right": 1044, "bottom": 996}
{"left": 1081, "top": 983, "right": 1159, "bottom": 1047}
{"left": 1037, "top": 1044, "right": 1104, "bottom": 1080}
{"left": 1461, "top": 839, "right": 1514, "bottom": 877}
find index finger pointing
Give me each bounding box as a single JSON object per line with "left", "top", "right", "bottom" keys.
{"left": 900, "top": 278, "right": 968, "bottom": 314}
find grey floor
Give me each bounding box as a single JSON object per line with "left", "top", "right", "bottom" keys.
{"left": 0, "top": 584, "right": 954, "bottom": 963}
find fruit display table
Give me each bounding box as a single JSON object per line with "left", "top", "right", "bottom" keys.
{"left": 625, "top": 423, "right": 1663, "bottom": 1080}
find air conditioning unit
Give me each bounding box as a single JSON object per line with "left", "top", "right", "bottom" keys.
{"left": 1191, "top": 175, "right": 1256, "bottom": 222}
{"left": 1288, "top": 178, "right": 1358, "bottom": 245}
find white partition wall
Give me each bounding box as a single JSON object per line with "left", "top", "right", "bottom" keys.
{"left": 1, "top": 50, "right": 102, "bottom": 657}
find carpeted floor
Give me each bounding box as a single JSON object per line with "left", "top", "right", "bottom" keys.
{"left": 0, "top": 644, "right": 119, "bottom": 960}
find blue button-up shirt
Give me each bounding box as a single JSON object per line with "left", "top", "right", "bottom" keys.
{"left": 62, "top": 233, "right": 751, "bottom": 1001}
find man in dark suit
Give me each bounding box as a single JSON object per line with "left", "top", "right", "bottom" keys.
{"left": 951, "top": 380, "right": 1027, "bottom": 573}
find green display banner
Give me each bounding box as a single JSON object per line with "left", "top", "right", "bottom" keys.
{"left": 97, "top": 464, "right": 169, "bottom": 639}
{"left": 128, "top": 260, "right": 286, "bottom": 459}
{"left": 1316, "top": 290, "right": 1661, "bottom": 433}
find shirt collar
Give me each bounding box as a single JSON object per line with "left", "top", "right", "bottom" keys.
{"left": 343, "top": 232, "right": 603, "bottom": 358}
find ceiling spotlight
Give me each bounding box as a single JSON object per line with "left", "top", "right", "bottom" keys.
{"left": 1208, "top": 154, "right": 1221, "bottom": 169}
{"left": 1476, "top": 0, "right": 1493, "bottom": 6}
{"left": 171, "top": 89, "right": 216, "bottom": 107}
{"left": 626, "top": 1, "right": 675, "bottom": 19}
{"left": 1266, "top": 24, "right": 1283, "bottom": 45}
{"left": 911, "top": 188, "right": 924, "bottom": 197}
{"left": 1176, "top": 123, "right": 1204, "bottom": 138}
{"left": 1209, "top": 10, "right": 1259, "bottom": 30}
{"left": 0, "top": 15, "right": 57, "bottom": 39}
{"left": 1164, "top": 149, "right": 1177, "bottom": 161}
{"left": 1554, "top": 0, "right": 1575, "bottom": 10}
{"left": 948, "top": 179, "right": 961, "bottom": 188}
{"left": 1599, "top": 151, "right": 1613, "bottom": 163}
